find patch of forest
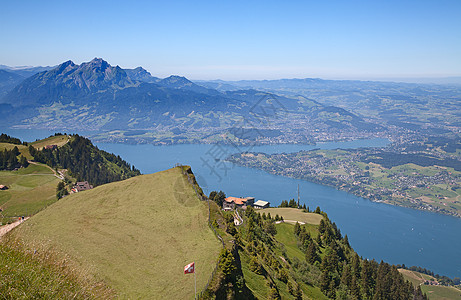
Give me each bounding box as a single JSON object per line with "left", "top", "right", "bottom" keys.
{"left": 29, "top": 134, "right": 141, "bottom": 186}
{"left": 363, "top": 151, "right": 461, "bottom": 171}
{"left": 0, "top": 133, "right": 26, "bottom": 145}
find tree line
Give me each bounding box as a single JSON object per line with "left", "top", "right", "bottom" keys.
{"left": 0, "top": 133, "right": 27, "bottom": 145}
{"left": 0, "top": 147, "right": 29, "bottom": 171}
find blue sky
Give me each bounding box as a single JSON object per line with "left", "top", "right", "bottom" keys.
{"left": 1, "top": 0, "right": 460, "bottom": 80}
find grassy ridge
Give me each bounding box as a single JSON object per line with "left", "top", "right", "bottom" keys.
{"left": 30, "top": 134, "right": 70, "bottom": 149}
{"left": 13, "top": 167, "right": 221, "bottom": 299}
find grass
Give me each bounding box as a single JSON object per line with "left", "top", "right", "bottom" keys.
{"left": 30, "top": 135, "right": 70, "bottom": 150}
{"left": 399, "top": 269, "right": 461, "bottom": 300}
{"left": 0, "top": 237, "right": 114, "bottom": 299}
{"left": 274, "top": 223, "right": 305, "bottom": 261}
{"left": 240, "top": 250, "right": 271, "bottom": 299}
{"left": 13, "top": 167, "right": 222, "bottom": 299}
{"left": 422, "top": 285, "right": 461, "bottom": 300}
{"left": 258, "top": 208, "right": 323, "bottom": 225}
{"left": 0, "top": 163, "right": 60, "bottom": 223}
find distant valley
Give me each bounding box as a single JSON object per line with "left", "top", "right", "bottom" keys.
{"left": 0, "top": 58, "right": 403, "bottom": 145}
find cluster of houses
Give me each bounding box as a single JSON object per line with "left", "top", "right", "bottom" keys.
{"left": 223, "top": 196, "right": 270, "bottom": 211}
{"left": 71, "top": 181, "right": 93, "bottom": 193}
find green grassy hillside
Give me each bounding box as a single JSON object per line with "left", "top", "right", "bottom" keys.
{"left": 12, "top": 167, "right": 222, "bottom": 299}
{"left": 0, "top": 163, "right": 60, "bottom": 224}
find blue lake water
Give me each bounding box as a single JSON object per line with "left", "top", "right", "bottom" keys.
{"left": 1, "top": 128, "right": 460, "bottom": 278}
{"left": 95, "top": 140, "right": 461, "bottom": 278}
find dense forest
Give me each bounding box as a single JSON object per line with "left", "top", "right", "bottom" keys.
{"left": 0, "top": 147, "right": 29, "bottom": 171}
{"left": 29, "top": 134, "right": 141, "bottom": 186}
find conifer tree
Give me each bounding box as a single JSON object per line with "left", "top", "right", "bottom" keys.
{"left": 306, "top": 242, "right": 319, "bottom": 264}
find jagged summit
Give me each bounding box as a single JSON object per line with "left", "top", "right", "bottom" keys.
{"left": 3, "top": 58, "right": 135, "bottom": 107}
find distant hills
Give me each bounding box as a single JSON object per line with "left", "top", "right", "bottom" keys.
{"left": 0, "top": 69, "right": 25, "bottom": 98}
{"left": 0, "top": 64, "right": 55, "bottom": 78}
{"left": 0, "top": 58, "right": 384, "bottom": 144}
{"left": 197, "top": 78, "right": 461, "bottom": 136}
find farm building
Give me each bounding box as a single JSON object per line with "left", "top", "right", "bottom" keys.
{"left": 44, "top": 145, "right": 58, "bottom": 150}
{"left": 72, "top": 181, "right": 93, "bottom": 193}
{"left": 253, "top": 200, "right": 270, "bottom": 209}
{"left": 0, "top": 185, "right": 8, "bottom": 190}
{"left": 223, "top": 196, "right": 255, "bottom": 210}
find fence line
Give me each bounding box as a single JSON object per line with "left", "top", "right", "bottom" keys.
{"left": 175, "top": 164, "right": 225, "bottom": 299}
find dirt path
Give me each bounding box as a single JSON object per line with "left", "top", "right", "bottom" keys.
{"left": 0, "top": 217, "right": 29, "bottom": 238}
{"left": 275, "top": 220, "right": 306, "bottom": 225}
{"left": 27, "top": 161, "right": 64, "bottom": 180}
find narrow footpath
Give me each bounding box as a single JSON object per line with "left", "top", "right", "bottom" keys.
{"left": 0, "top": 217, "right": 29, "bottom": 239}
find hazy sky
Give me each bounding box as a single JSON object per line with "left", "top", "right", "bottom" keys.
{"left": 1, "top": 0, "right": 460, "bottom": 80}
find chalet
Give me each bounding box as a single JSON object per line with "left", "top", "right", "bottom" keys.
{"left": 223, "top": 196, "right": 255, "bottom": 210}
{"left": 0, "top": 185, "right": 8, "bottom": 190}
{"left": 45, "top": 145, "right": 58, "bottom": 150}
{"left": 72, "top": 181, "right": 93, "bottom": 193}
{"left": 253, "top": 200, "right": 270, "bottom": 209}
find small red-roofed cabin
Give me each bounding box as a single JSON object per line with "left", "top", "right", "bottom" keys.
{"left": 73, "top": 181, "right": 93, "bottom": 192}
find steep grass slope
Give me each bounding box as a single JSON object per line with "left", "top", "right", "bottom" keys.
{"left": 13, "top": 167, "right": 221, "bottom": 299}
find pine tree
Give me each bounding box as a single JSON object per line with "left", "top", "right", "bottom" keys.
{"left": 268, "top": 288, "right": 281, "bottom": 300}
{"left": 361, "top": 259, "right": 374, "bottom": 299}
{"left": 341, "top": 264, "right": 352, "bottom": 287}
{"left": 343, "top": 234, "right": 350, "bottom": 248}
{"left": 351, "top": 253, "right": 361, "bottom": 281}
{"left": 350, "top": 275, "right": 361, "bottom": 300}
{"left": 287, "top": 281, "right": 294, "bottom": 295}
{"left": 320, "top": 269, "right": 330, "bottom": 295}
{"left": 295, "top": 282, "right": 303, "bottom": 300}
{"left": 306, "top": 242, "right": 319, "bottom": 264}
{"left": 218, "top": 249, "right": 236, "bottom": 280}
{"left": 294, "top": 222, "right": 301, "bottom": 235}
{"left": 278, "top": 269, "right": 289, "bottom": 283}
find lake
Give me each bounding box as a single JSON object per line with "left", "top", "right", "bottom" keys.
{"left": 1, "top": 128, "right": 460, "bottom": 278}
{"left": 96, "top": 139, "right": 461, "bottom": 278}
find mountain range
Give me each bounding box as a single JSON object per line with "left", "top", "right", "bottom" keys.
{"left": 0, "top": 58, "right": 385, "bottom": 144}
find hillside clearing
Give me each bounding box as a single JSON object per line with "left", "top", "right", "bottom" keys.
{"left": 30, "top": 134, "right": 70, "bottom": 149}
{"left": 13, "top": 167, "right": 221, "bottom": 299}
{"left": 258, "top": 207, "right": 323, "bottom": 225}
{"left": 0, "top": 163, "right": 60, "bottom": 223}
{"left": 399, "top": 269, "right": 461, "bottom": 299}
